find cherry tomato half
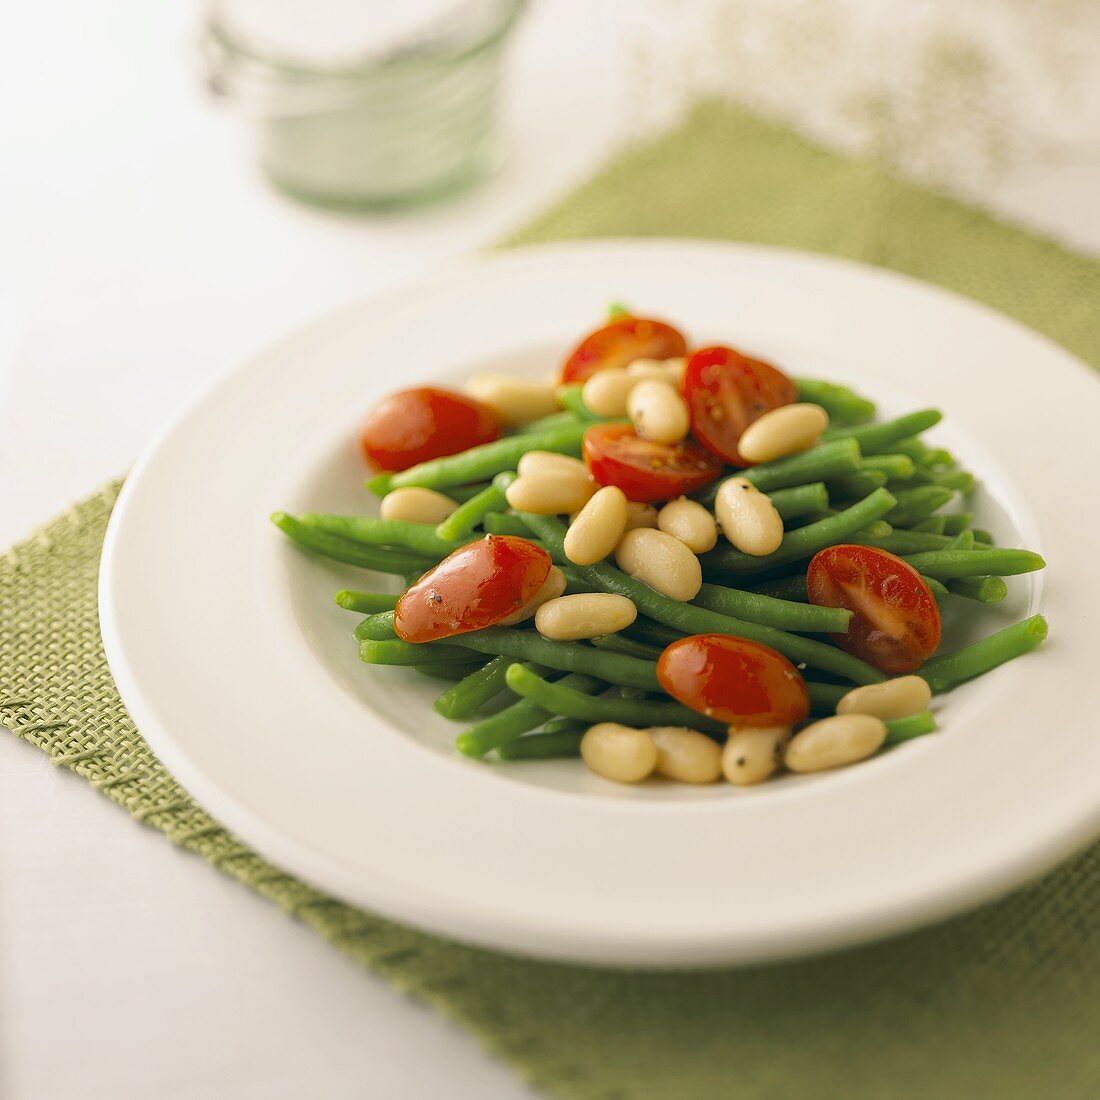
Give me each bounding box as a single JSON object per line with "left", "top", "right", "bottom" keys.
{"left": 360, "top": 387, "right": 501, "bottom": 473}
{"left": 582, "top": 423, "right": 723, "bottom": 503}
{"left": 394, "top": 536, "right": 551, "bottom": 643}
{"left": 806, "top": 544, "right": 942, "bottom": 674}
{"left": 657, "top": 634, "right": 810, "bottom": 727}
{"left": 682, "top": 346, "right": 798, "bottom": 465}
{"left": 560, "top": 315, "right": 687, "bottom": 384}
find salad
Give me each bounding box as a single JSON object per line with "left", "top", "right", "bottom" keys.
{"left": 273, "top": 307, "right": 1048, "bottom": 787}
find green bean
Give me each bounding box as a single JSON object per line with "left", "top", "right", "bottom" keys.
{"left": 702, "top": 489, "right": 897, "bottom": 576}
{"left": 805, "top": 681, "right": 848, "bottom": 713}
{"left": 497, "top": 729, "right": 585, "bottom": 760}
{"left": 692, "top": 443, "right": 860, "bottom": 508}
{"left": 517, "top": 513, "right": 884, "bottom": 684}
{"left": 749, "top": 570, "right": 943, "bottom": 604}
{"left": 354, "top": 610, "right": 397, "bottom": 641}
{"left": 884, "top": 711, "right": 938, "bottom": 745}
{"left": 902, "top": 549, "right": 1045, "bottom": 580}
{"left": 920, "top": 448, "right": 955, "bottom": 468}
{"left": 804, "top": 692, "right": 939, "bottom": 739}
{"left": 747, "top": 574, "right": 809, "bottom": 601}
{"left": 518, "top": 411, "right": 581, "bottom": 434}
{"left": 923, "top": 576, "right": 950, "bottom": 603}
{"left": 595, "top": 563, "right": 883, "bottom": 682}
{"left": 367, "top": 420, "right": 592, "bottom": 495}
{"left": 335, "top": 590, "right": 399, "bottom": 613}
{"left": 540, "top": 716, "right": 589, "bottom": 736}
{"left": 556, "top": 384, "right": 601, "bottom": 421}
{"left": 857, "top": 529, "right": 963, "bottom": 554}
{"left": 946, "top": 576, "right": 1007, "bottom": 604}
{"left": 940, "top": 513, "right": 974, "bottom": 536}
{"left": 945, "top": 530, "right": 975, "bottom": 551}
{"left": 434, "top": 483, "right": 507, "bottom": 541}
{"left": 892, "top": 437, "right": 930, "bottom": 463}
{"left": 919, "top": 615, "right": 1048, "bottom": 693}
{"left": 359, "top": 638, "right": 474, "bottom": 666}
{"left": 825, "top": 409, "right": 942, "bottom": 454}
{"left": 972, "top": 528, "right": 995, "bottom": 545}
{"left": 441, "top": 630, "right": 661, "bottom": 690}
{"left": 864, "top": 453, "right": 916, "bottom": 479}
{"left": 505, "top": 665, "right": 728, "bottom": 735}
{"left": 624, "top": 620, "right": 686, "bottom": 648}
{"left": 434, "top": 655, "right": 512, "bottom": 719}
{"left": 794, "top": 378, "right": 876, "bottom": 424}
{"left": 894, "top": 468, "right": 936, "bottom": 487}
{"left": 483, "top": 512, "right": 536, "bottom": 537}
{"left": 910, "top": 515, "right": 947, "bottom": 535}
{"left": 271, "top": 512, "right": 434, "bottom": 575}
{"left": 456, "top": 672, "right": 603, "bottom": 757}
{"left": 934, "top": 470, "right": 976, "bottom": 493}
{"left": 590, "top": 634, "right": 665, "bottom": 660}
{"left": 413, "top": 662, "right": 484, "bottom": 683}
{"left": 694, "top": 582, "right": 850, "bottom": 633}
{"left": 768, "top": 483, "right": 830, "bottom": 521}
{"left": 447, "top": 482, "right": 495, "bottom": 503}
{"left": 826, "top": 470, "right": 887, "bottom": 500}
{"left": 743, "top": 438, "right": 864, "bottom": 494}
{"left": 557, "top": 565, "right": 600, "bottom": 595}
{"left": 302, "top": 513, "right": 462, "bottom": 558}
{"left": 885, "top": 487, "right": 954, "bottom": 527}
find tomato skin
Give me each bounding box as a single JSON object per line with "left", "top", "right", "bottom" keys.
{"left": 806, "top": 545, "right": 942, "bottom": 674}
{"left": 360, "top": 387, "right": 501, "bottom": 472}
{"left": 657, "top": 634, "right": 810, "bottom": 727}
{"left": 682, "top": 346, "right": 798, "bottom": 465}
{"left": 582, "top": 423, "right": 723, "bottom": 503}
{"left": 394, "top": 536, "right": 551, "bottom": 643}
{"left": 560, "top": 315, "right": 687, "bottom": 384}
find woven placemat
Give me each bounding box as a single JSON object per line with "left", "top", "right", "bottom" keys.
{"left": 4, "top": 102, "right": 1100, "bottom": 1099}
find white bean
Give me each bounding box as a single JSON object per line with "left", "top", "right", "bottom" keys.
{"left": 506, "top": 471, "right": 596, "bottom": 515}
{"left": 581, "top": 368, "right": 635, "bottom": 417}
{"left": 378, "top": 487, "right": 458, "bottom": 525}
{"left": 564, "top": 486, "right": 628, "bottom": 565}
{"left": 517, "top": 451, "right": 589, "bottom": 479}
{"left": 465, "top": 374, "right": 559, "bottom": 427}
{"left": 722, "top": 727, "right": 790, "bottom": 786}
{"left": 837, "top": 676, "right": 932, "bottom": 720}
{"left": 535, "top": 593, "right": 637, "bottom": 640}
{"left": 657, "top": 497, "right": 718, "bottom": 553}
{"left": 624, "top": 501, "right": 660, "bottom": 531}
{"left": 649, "top": 727, "right": 722, "bottom": 783}
{"left": 580, "top": 723, "right": 658, "bottom": 784}
{"left": 498, "top": 567, "right": 567, "bottom": 626}
{"left": 784, "top": 714, "right": 886, "bottom": 773}
{"left": 627, "top": 378, "right": 691, "bottom": 445}
{"left": 628, "top": 357, "right": 686, "bottom": 384}
{"left": 614, "top": 528, "right": 702, "bottom": 601}
{"left": 714, "top": 477, "right": 784, "bottom": 556}
{"left": 738, "top": 403, "right": 829, "bottom": 463}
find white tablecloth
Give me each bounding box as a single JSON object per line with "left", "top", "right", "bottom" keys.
{"left": 2, "top": 2, "right": 1099, "bottom": 1097}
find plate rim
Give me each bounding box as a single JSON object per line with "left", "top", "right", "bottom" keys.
{"left": 99, "top": 238, "right": 1099, "bottom": 967}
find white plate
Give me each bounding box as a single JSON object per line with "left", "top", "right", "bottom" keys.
{"left": 100, "top": 240, "right": 1100, "bottom": 967}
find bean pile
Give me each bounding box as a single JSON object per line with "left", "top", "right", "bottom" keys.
{"left": 274, "top": 307, "right": 1048, "bottom": 788}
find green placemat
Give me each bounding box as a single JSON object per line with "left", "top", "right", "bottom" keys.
{"left": 4, "top": 102, "right": 1100, "bottom": 1099}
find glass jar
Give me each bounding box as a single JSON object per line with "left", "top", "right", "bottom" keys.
{"left": 201, "top": 0, "right": 527, "bottom": 210}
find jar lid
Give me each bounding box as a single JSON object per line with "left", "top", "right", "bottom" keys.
{"left": 202, "top": 0, "right": 525, "bottom": 115}
{"left": 207, "top": 0, "right": 521, "bottom": 71}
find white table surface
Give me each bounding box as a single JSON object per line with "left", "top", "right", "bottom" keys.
{"left": 2, "top": 3, "right": 1099, "bottom": 1098}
